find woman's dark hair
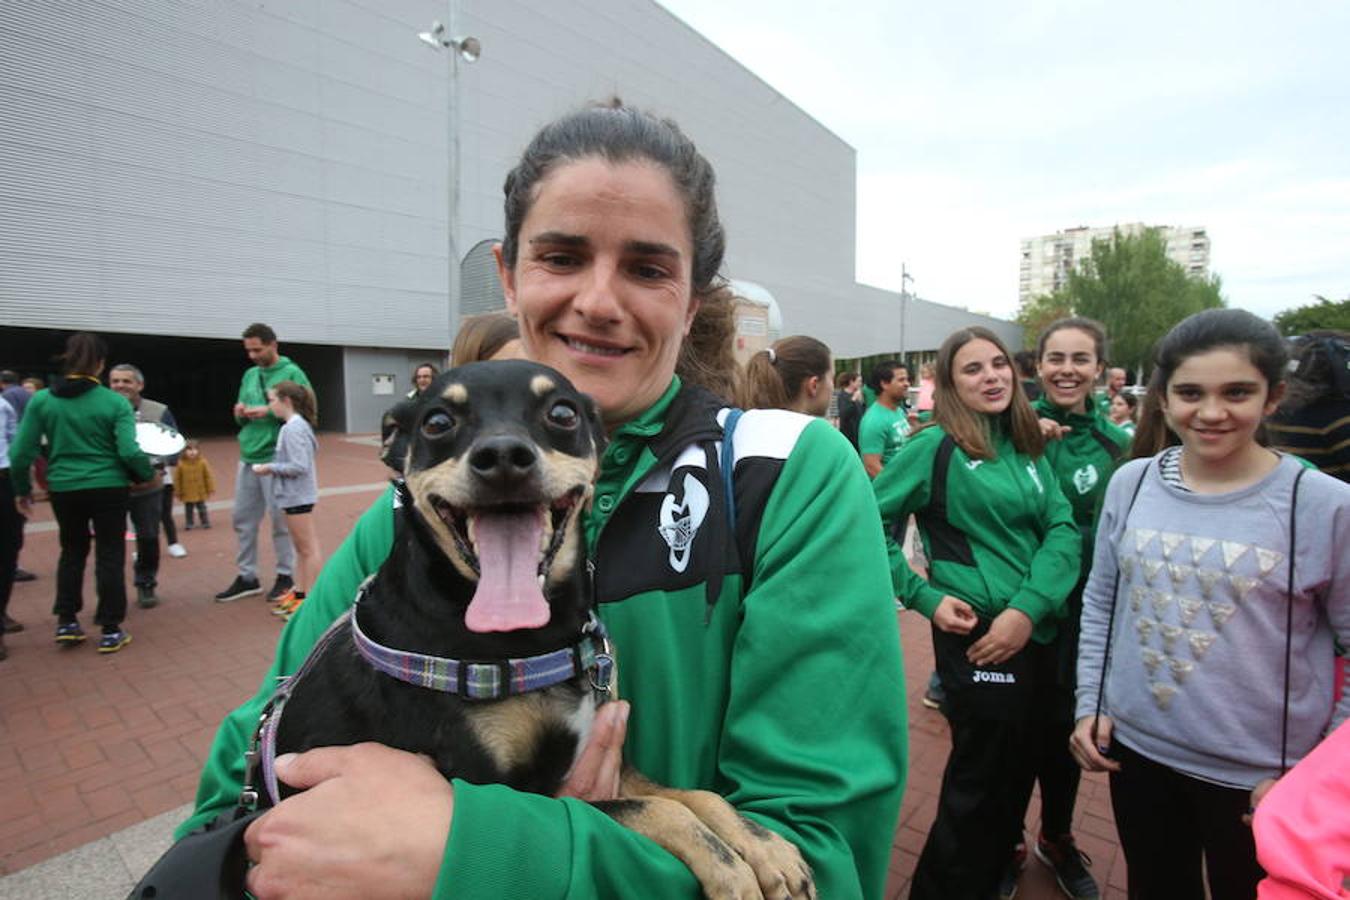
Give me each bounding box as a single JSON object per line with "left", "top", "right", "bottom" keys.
{"left": 1036, "top": 316, "right": 1109, "bottom": 364}
{"left": 501, "top": 100, "right": 725, "bottom": 293}
{"left": 739, "top": 335, "right": 832, "bottom": 411}
{"left": 924, "top": 327, "right": 1044, "bottom": 460}
{"left": 1118, "top": 392, "right": 1139, "bottom": 413}
{"left": 272, "top": 380, "right": 318, "bottom": 428}
{"left": 837, "top": 371, "right": 859, "bottom": 390}
{"left": 677, "top": 282, "right": 739, "bottom": 403}
{"left": 1132, "top": 308, "right": 1288, "bottom": 459}
{"left": 451, "top": 313, "right": 519, "bottom": 366}
{"left": 59, "top": 332, "right": 108, "bottom": 376}
{"left": 501, "top": 100, "right": 737, "bottom": 400}
{"left": 411, "top": 362, "right": 440, "bottom": 382}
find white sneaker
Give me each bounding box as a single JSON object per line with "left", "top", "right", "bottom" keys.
{"left": 167, "top": 543, "right": 188, "bottom": 558}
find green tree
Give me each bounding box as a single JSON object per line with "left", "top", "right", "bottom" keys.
{"left": 1272, "top": 296, "right": 1350, "bottom": 336}
{"left": 1067, "top": 229, "right": 1224, "bottom": 373}
{"left": 1014, "top": 290, "right": 1074, "bottom": 349}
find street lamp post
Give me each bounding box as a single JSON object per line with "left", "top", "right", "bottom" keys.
{"left": 899, "top": 263, "right": 914, "bottom": 362}
{"left": 416, "top": 14, "right": 481, "bottom": 356}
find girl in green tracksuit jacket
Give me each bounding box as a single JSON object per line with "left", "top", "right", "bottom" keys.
{"left": 10, "top": 332, "right": 153, "bottom": 651}
{"left": 1003, "top": 317, "right": 1132, "bottom": 894}
{"left": 180, "top": 104, "right": 905, "bottom": 900}
{"left": 874, "top": 326, "right": 1078, "bottom": 899}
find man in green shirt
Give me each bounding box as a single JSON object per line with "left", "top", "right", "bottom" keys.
{"left": 214, "top": 323, "right": 312, "bottom": 603}
{"left": 859, "top": 360, "right": 913, "bottom": 478}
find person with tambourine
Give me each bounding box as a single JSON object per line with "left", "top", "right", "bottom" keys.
{"left": 874, "top": 325, "right": 1080, "bottom": 898}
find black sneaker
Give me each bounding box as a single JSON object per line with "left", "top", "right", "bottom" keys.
{"left": 55, "top": 621, "right": 86, "bottom": 644}
{"left": 921, "top": 671, "right": 946, "bottom": 711}
{"left": 214, "top": 576, "right": 262, "bottom": 602}
{"left": 1035, "top": 834, "right": 1100, "bottom": 900}
{"left": 997, "top": 842, "right": 1027, "bottom": 900}
{"left": 3, "top": 614, "right": 24, "bottom": 634}
{"left": 13, "top": 567, "right": 36, "bottom": 582}
{"left": 136, "top": 586, "right": 161, "bottom": 609}
{"left": 98, "top": 629, "right": 132, "bottom": 654}
{"left": 267, "top": 574, "right": 295, "bottom": 603}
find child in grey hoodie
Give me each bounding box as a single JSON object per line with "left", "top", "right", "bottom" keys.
{"left": 1072, "top": 310, "right": 1350, "bottom": 899}
{"left": 251, "top": 381, "right": 321, "bottom": 619}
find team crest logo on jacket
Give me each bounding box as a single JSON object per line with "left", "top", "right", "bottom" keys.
{"left": 658, "top": 473, "right": 709, "bottom": 573}
{"left": 1072, "top": 464, "right": 1099, "bottom": 494}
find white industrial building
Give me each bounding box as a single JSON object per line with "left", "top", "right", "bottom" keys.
{"left": 1, "top": 0, "right": 1019, "bottom": 432}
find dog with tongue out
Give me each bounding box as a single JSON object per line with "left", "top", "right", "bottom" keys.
{"left": 261, "top": 360, "right": 814, "bottom": 900}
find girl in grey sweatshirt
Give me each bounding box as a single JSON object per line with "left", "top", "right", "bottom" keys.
{"left": 252, "top": 381, "right": 321, "bottom": 618}
{"left": 1071, "top": 310, "right": 1350, "bottom": 899}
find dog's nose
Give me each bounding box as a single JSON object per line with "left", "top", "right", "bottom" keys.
{"left": 469, "top": 435, "right": 538, "bottom": 486}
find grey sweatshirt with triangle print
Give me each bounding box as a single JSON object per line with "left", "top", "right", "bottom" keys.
{"left": 1076, "top": 454, "right": 1350, "bottom": 788}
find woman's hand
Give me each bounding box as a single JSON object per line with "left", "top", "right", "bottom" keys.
{"left": 1069, "top": 715, "right": 1121, "bottom": 773}
{"left": 15, "top": 495, "right": 32, "bottom": 517}
{"left": 1038, "top": 417, "right": 1071, "bottom": 441}
{"left": 933, "top": 595, "right": 978, "bottom": 634}
{"left": 558, "top": 699, "right": 629, "bottom": 802}
{"left": 1242, "top": 777, "right": 1278, "bottom": 826}
{"left": 243, "top": 743, "right": 453, "bottom": 900}
{"left": 966, "top": 608, "right": 1032, "bottom": 665}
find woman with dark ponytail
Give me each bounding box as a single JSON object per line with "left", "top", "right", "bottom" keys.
{"left": 10, "top": 332, "right": 154, "bottom": 653}
{"left": 739, "top": 335, "right": 834, "bottom": 415}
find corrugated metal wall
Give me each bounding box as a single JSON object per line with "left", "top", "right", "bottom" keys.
{"left": 1, "top": 0, "right": 1018, "bottom": 366}
{"left": 0, "top": 0, "right": 451, "bottom": 348}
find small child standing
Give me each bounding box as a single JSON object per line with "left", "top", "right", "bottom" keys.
{"left": 173, "top": 439, "right": 216, "bottom": 529}
{"left": 251, "top": 381, "right": 320, "bottom": 620}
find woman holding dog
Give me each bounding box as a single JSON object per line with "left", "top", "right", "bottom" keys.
{"left": 183, "top": 102, "right": 905, "bottom": 899}
{"left": 872, "top": 326, "right": 1080, "bottom": 898}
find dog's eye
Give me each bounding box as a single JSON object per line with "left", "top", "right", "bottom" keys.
{"left": 546, "top": 402, "right": 579, "bottom": 430}
{"left": 422, "top": 412, "right": 455, "bottom": 437}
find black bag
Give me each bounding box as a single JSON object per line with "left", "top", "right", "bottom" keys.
{"left": 126, "top": 807, "right": 263, "bottom": 899}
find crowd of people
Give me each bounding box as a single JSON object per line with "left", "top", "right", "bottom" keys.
{"left": 2, "top": 101, "right": 1346, "bottom": 900}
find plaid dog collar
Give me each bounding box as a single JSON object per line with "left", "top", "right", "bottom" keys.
{"left": 349, "top": 597, "right": 612, "bottom": 701}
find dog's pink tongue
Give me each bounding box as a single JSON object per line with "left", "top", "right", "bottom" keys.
{"left": 464, "top": 510, "right": 551, "bottom": 633}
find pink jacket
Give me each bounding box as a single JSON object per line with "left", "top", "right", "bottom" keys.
{"left": 1254, "top": 718, "right": 1350, "bottom": 899}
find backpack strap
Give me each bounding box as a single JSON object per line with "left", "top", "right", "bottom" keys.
{"left": 1092, "top": 464, "right": 1149, "bottom": 736}
{"left": 1280, "top": 466, "right": 1308, "bottom": 775}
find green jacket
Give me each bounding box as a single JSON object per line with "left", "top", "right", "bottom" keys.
{"left": 181, "top": 378, "right": 906, "bottom": 899}
{"left": 873, "top": 422, "right": 1080, "bottom": 644}
{"left": 1032, "top": 397, "right": 1131, "bottom": 574}
{"left": 9, "top": 380, "right": 153, "bottom": 495}
{"left": 235, "top": 356, "right": 311, "bottom": 464}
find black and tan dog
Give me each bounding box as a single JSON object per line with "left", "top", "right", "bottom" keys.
{"left": 267, "top": 360, "right": 813, "bottom": 900}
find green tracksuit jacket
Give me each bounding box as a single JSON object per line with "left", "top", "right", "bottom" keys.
{"left": 9, "top": 381, "right": 153, "bottom": 495}
{"left": 235, "top": 356, "right": 311, "bottom": 464}
{"left": 1032, "top": 397, "right": 1131, "bottom": 574}
{"left": 873, "top": 422, "right": 1080, "bottom": 644}
{"left": 181, "top": 378, "right": 906, "bottom": 899}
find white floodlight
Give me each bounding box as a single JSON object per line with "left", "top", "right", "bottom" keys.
{"left": 417, "top": 21, "right": 481, "bottom": 62}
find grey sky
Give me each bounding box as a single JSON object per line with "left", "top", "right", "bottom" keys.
{"left": 657, "top": 0, "right": 1349, "bottom": 321}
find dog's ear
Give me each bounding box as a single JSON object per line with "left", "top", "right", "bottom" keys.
{"left": 380, "top": 399, "right": 419, "bottom": 475}
{"left": 581, "top": 393, "right": 607, "bottom": 460}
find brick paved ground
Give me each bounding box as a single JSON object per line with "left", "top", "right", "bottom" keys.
{"left": 0, "top": 433, "right": 1127, "bottom": 896}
